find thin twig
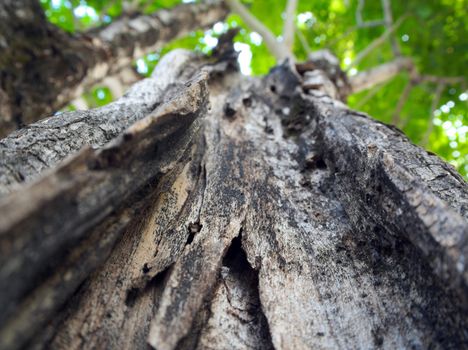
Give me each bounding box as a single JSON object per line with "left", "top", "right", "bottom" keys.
{"left": 391, "top": 80, "right": 413, "bottom": 126}
{"left": 358, "top": 19, "right": 386, "bottom": 28}
{"left": 282, "top": 0, "right": 298, "bottom": 50}
{"left": 419, "top": 75, "right": 465, "bottom": 85}
{"left": 356, "top": 0, "right": 386, "bottom": 28}
{"left": 356, "top": 0, "right": 364, "bottom": 25}
{"left": 381, "top": 0, "right": 401, "bottom": 56}
{"left": 296, "top": 26, "right": 312, "bottom": 56}
{"left": 225, "top": 0, "right": 293, "bottom": 62}
{"left": 328, "top": 0, "right": 386, "bottom": 50}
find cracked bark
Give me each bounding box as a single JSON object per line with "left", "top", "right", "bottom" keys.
{"left": 0, "top": 0, "right": 228, "bottom": 138}
{"left": 0, "top": 40, "right": 467, "bottom": 350}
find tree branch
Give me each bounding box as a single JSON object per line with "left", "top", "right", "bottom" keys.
{"left": 356, "top": 0, "right": 386, "bottom": 28}
{"left": 356, "top": 0, "right": 364, "bottom": 25}
{"left": 419, "top": 75, "right": 465, "bottom": 85}
{"left": 358, "top": 19, "right": 386, "bottom": 28}
{"left": 296, "top": 26, "right": 312, "bottom": 56}
{"left": 225, "top": 0, "right": 293, "bottom": 62}
{"left": 348, "top": 15, "right": 406, "bottom": 69}
{"left": 282, "top": 0, "right": 298, "bottom": 50}
{"left": 391, "top": 80, "right": 413, "bottom": 126}
{"left": 381, "top": 0, "right": 401, "bottom": 56}
{"left": 349, "top": 57, "right": 413, "bottom": 93}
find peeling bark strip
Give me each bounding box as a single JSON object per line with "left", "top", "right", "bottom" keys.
{"left": 0, "top": 44, "right": 467, "bottom": 350}
{"left": 0, "top": 0, "right": 228, "bottom": 137}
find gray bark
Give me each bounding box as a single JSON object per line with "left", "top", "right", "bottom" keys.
{"left": 0, "top": 40, "right": 467, "bottom": 350}
{"left": 0, "top": 0, "right": 228, "bottom": 138}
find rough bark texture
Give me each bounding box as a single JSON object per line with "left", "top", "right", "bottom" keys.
{"left": 0, "top": 0, "right": 228, "bottom": 138}
{"left": 0, "top": 40, "right": 467, "bottom": 350}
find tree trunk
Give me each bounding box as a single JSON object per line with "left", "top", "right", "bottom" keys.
{"left": 0, "top": 0, "right": 228, "bottom": 138}
{"left": 0, "top": 41, "right": 467, "bottom": 350}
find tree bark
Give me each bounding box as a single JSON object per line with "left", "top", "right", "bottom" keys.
{"left": 0, "top": 0, "right": 228, "bottom": 138}
{"left": 0, "top": 42, "right": 467, "bottom": 350}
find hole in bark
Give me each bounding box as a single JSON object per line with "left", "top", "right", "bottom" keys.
{"left": 372, "top": 328, "right": 384, "bottom": 347}
{"left": 17, "top": 171, "right": 25, "bottom": 182}
{"left": 300, "top": 178, "right": 313, "bottom": 189}
{"left": 125, "top": 287, "right": 139, "bottom": 307}
{"left": 142, "top": 263, "right": 151, "bottom": 274}
{"left": 123, "top": 132, "right": 133, "bottom": 141}
{"left": 223, "top": 103, "right": 236, "bottom": 118}
{"left": 316, "top": 158, "right": 327, "bottom": 169}
{"left": 265, "top": 125, "right": 274, "bottom": 134}
{"left": 304, "top": 153, "right": 327, "bottom": 171}
{"left": 270, "top": 85, "right": 277, "bottom": 93}
{"left": 186, "top": 233, "right": 195, "bottom": 245}
{"left": 242, "top": 97, "right": 252, "bottom": 107}
{"left": 186, "top": 222, "right": 203, "bottom": 245}
{"left": 125, "top": 266, "right": 172, "bottom": 308}
{"left": 222, "top": 230, "right": 244, "bottom": 267}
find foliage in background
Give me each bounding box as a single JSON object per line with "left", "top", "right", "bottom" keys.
{"left": 41, "top": 0, "right": 468, "bottom": 178}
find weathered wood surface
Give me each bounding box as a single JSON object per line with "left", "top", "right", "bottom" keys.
{"left": 0, "top": 44, "right": 467, "bottom": 350}
{"left": 0, "top": 0, "right": 227, "bottom": 137}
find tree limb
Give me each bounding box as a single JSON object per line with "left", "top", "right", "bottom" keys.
{"left": 349, "top": 57, "right": 413, "bottom": 93}
{"left": 282, "top": 0, "right": 298, "bottom": 51}
{"left": 356, "top": 0, "right": 386, "bottom": 28}
{"left": 391, "top": 80, "right": 414, "bottom": 126}
{"left": 356, "top": 0, "right": 364, "bottom": 25}
{"left": 225, "top": 0, "right": 293, "bottom": 62}
{"left": 381, "top": 0, "right": 401, "bottom": 56}
{"left": 296, "top": 26, "right": 312, "bottom": 56}
{"left": 419, "top": 75, "right": 465, "bottom": 85}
